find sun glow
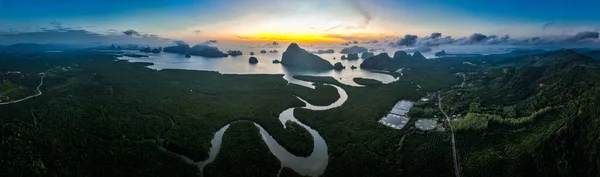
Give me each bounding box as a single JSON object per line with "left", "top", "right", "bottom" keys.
{"left": 238, "top": 32, "right": 346, "bottom": 43}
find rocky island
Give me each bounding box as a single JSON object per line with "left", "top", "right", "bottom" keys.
{"left": 163, "top": 44, "right": 227, "bottom": 58}
{"left": 281, "top": 43, "right": 333, "bottom": 70}
{"left": 340, "top": 46, "right": 368, "bottom": 54}
{"left": 249, "top": 57, "right": 258, "bottom": 64}
{"left": 361, "top": 52, "right": 375, "bottom": 59}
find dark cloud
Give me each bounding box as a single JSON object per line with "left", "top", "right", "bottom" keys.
{"left": 203, "top": 39, "right": 218, "bottom": 45}
{"left": 0, "top": 29, "right": 171, "bottom": 46}
{"left": 564, "top": 31, "right": 599, "bottom": 42}
{"left": 397, "top": 34, "right": 419, "bottom": 47}
{"left": 486, "top": 34, "right": 510, "bottom": 44}
{"left": 193, "top": 30, "right": 202, "bottom": 34}
{"left": 418, "top": 33, "right": 456, "bottom": 47}
{"left": 123, "top": 29, "right": 141, "bottom": 36}
{"left": 426, "top": 32, "right": 442, "bottom": 39}
{"left": 382, "top": 30, "right": 600, "bottom": 49}
{"left": 465, "top": 33, "right": 488, "bottom": 44}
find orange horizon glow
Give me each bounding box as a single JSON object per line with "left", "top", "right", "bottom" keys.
{"left": 211, "top": 32, "right": 394, "bottom": 44}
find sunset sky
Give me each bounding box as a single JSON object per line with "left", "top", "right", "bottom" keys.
{"left": 1, "top": 0, "right": 600, "bottom": 47}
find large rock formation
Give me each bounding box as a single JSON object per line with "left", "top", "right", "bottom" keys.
{"left": 340, "top": 46, "right": 368, "bottom": 54}
{"left": 313, "top": 49, "right": 335, "bottom": 54}
{"left": 164, "top": 44, "right": 191, "bottom": 54}
{"left": 140, "top": 47, "right": 161, "bottom": 53}
{"left": 249, "top": 57, "right": 258, "bottom": 64}
{"left": 360, "top": 53, "right": 394, "bottom": 69}
{"left": 361, "top": 52, "right": 375, "bottom": 59}
{"left": 189, "top": 46, "right": 227, "bottom": 57}
{"left": 346, "top": 53, "right": 359, "bottom": 60}
{"left": 393, "top": 51, "right": 411, "bottom": 60}
{"left": 435, "top": 50, "right": 447, "bottom": 57}
{"left": 333, "top": 62, "right": 345, "bottom": 70}
{"left": 412, "top": 51, "right": 426, "bottom": 60}
{"left": 139, "top": 47, "right": 152, "bottom": 53}
{"left": 227, "top": 50, "right": 243, "bottom": 56}
{"left": 281, "top": 43, "right": 333, "bottom": 70}
{"left": 163, "top": 44, "right": 227, "bottom": 58}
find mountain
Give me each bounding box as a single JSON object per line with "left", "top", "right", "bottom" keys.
{"left": 227, "top": 50, "right": 243, "bottom": 56}
{"left": 343, "top": 53, "right": 359, "bottom": 60}
{"left": 361, "top": 52, "right": 375, "bottom": 59}
{"left": 360, "top": 53, "right": 394, "bottom": 69}
{"left": 163, "top": 44, "right": 191, "bottom": 54}
{"left": 585, "top": 50, "right": 600, "bottom": 60}
{"left": 412, "top": 51, "right": 426, "bottom": 60}
{"left": 361, "top": 50, "right": 436, "bottom": 70}
{"left": 313, "top": 49, "right": 334, "bottom": 54}
{"left": 340, "top": 46, "right": 368, "bottom": 54}
{"left": 495, "top": 50, "right": 594, "bottom": 68}
{"left": 434, "top": 50, "right": 447, "bottom": 57}
{"left": 163, "top": 44, "right": 227, "bottom": 57}
{"left": 446, "top": 50, "right": 600, "bottom": 176}
{"left": 393, "top": 51, "right": 411, "bottom": 60}
{"left": 2, "top": 43, "right": 79, "bottom": 53}
{"left": 281, "top": 43, "right": 333, "bottom": 70}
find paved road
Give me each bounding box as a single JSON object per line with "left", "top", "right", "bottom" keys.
{"left": 438, "top": 93, "right": 460, "bottom": 177}
{"left": 0, "top": 74, "right": 45, "bottom": 105}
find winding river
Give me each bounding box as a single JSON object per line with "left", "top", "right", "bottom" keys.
{"left": 119, "top": 52, "right": 389, "bottom": 176}
{"left": 177, "top": 77, "right": 348, "bottom": 177}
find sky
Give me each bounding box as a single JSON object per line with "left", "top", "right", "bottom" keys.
{"left": 1, "top": 0, "right": 600, "bottom": 49}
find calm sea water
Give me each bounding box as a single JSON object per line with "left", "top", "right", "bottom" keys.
{"left": 120, "top": 51, "right": 398, "bottom": 86}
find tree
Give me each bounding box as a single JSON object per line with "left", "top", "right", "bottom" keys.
{"left": 503, "top": 106, "right": 516, "bottom": 118}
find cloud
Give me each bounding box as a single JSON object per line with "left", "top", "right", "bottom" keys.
{"left": 485, "top": 34, "right": 510, "bottom": 44}
{"left": 193, "top": 30, "right": 202, "bottom": 34}
{"left": 396, "top": 34, "right": 419, "bottom": 47}
{"left": 324, "top": 25, "right": 342, "bottom": 32}
{"left": 0, "top": 27, "right": 172, "bottom": 46}
{"left": 347, "top": 0, "right": 372, "bottom": 28}
{"left": 383, "top": 30, "right": 600, "bottom": 49}
{"left": 362, "top": 40, "right": 379, "bottom": 44}
{"left": 464, "top": 33, "right": 488, "bottom": 44}
{"left": 564, "top": 31, "right": 599, "bottom": 42}
{"left": 542, "top": 21, "right": 555, "bottom": 30}
{"left": 123, "top": 29, "right": 141, "bottom": 36}
{"left": 203, "top": 39, "right": 218, "bottom": 45}
{"left": 417, "top": 33, "right": 456, "bottom": 47}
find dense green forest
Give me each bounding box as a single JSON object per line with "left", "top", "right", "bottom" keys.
{"left": 1, "top": 49, "right": 599, "bottom": 176}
